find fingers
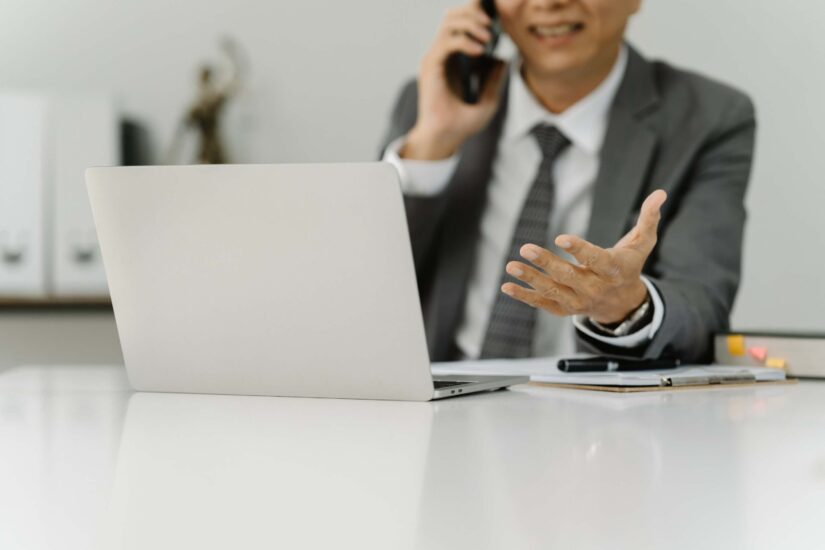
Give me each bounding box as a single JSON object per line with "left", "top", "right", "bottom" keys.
{"left": 424, "top": 10, "right": 492, "bottom": 72}
{"left": 438, "top": 5, "right": 493, "bottom": 47}
{"left": 441, "top": 18, "right": 493, "bottom": 45}
{"left": 554, "top": 235, "right": 619, "bottom": 278}
{"left": 616, "top": 189, "right": 667, "bottom": 252}
{"left": 442, "top": 33, "right": 486, "bottom": 57}
{"left": 505, "top": 261, "right": 579, "bottom": 306}
{"left": 637, "top": 189, "right": 667, "bottom": 237}
{"left": 501, "top": 283, "right": 568, "bottom": 316}
{"left": 445, "top": 3, "right": 493, "bottom": 29}
{"left": 519, "top": 244, "right": 584, "bottom": 289}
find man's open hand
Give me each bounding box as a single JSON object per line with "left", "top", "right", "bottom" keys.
{"left": 502, "top": 190, "right": 668, "bottom": 325}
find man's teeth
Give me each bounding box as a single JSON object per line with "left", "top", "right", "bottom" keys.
{"left": 533, "top": 24, "right": 580, "bottom": 37}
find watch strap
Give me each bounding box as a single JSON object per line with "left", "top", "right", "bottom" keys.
{"left": 589, "top": 294, "right": 653, "bottom": 337}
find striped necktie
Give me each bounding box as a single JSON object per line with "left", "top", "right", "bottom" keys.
{"left": 480, "top": 124, "right": 571, "bottom": 359}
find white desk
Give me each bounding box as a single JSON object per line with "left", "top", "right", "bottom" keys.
{"left": 1, "top": 364, "right": 823, "bottom": 550}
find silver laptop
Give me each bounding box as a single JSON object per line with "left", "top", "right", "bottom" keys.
{"left": 86, "top": 162, "right": 527, "bottom": 401}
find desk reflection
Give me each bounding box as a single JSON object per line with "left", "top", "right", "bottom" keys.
{"left": 102, "top": 384, "right": 797, "bottom": 550}
{"left": 103, "top": 392, "right": 434, "bottom": 549}
{"left": 414, "top": 388, "right": 753, "bottom": 550}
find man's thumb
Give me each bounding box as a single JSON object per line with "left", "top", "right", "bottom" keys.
{"left": 616, "top": 189, "right": 667, "bottom": 251}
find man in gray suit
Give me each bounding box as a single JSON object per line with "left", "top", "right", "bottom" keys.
{"left": 380, "top": 0, "right": 755, "bottom": 363}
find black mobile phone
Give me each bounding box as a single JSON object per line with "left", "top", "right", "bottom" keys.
{"left": 445, "top": 0, "right": 501, "bottom": 104}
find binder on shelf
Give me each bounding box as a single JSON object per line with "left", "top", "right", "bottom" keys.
{"left": 0, "top": 93, "right": 49, "bottom": 298}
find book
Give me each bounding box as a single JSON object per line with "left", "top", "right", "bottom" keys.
{"left": 715, "top": 332, "right": 825, "bottom": 379}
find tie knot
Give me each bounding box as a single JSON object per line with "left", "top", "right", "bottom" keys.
{"left": 531, "top": 124, "right": 570, "bottom": 161}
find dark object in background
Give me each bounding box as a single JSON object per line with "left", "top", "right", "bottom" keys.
{"left": 120, "top": 119, "right": 150, "bottom": 166}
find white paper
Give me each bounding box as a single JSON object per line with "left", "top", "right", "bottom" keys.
{"left": 432, "top": 357, "right": 786, "bottom": 387}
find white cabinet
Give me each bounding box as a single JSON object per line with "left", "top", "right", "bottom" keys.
{"left": 0, "top": 94, "right": 49, "bottom": 297}
{"left": 0, "top": 92, "right": 119, "bottom": 300}
{"left": 51, "top": 95, "right": 118, "bottom": 297}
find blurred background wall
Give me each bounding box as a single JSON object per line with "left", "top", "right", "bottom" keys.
{"left": 0, "top": 0, "right": 821, "bottom": 366}
{"left": 630, "top": 0, "right": 825, "bottom": 335}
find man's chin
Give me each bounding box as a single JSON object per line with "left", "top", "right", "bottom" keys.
{"left": 522, "top": 55, "right": 592, "bottom": 82}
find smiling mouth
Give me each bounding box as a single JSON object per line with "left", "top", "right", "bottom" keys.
{"left": 529, "top": 22, "right": 585, "bottom": 39}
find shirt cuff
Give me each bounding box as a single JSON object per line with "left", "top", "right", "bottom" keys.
{"left": 382, "top": 136, "right": 459, "bottom": 197}
{"left": 573, "top": 276, "right": 665, "bottom": 348}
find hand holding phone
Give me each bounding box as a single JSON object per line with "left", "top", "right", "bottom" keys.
{"left": 401, "top": 1, "right": 506, "bottom": 161}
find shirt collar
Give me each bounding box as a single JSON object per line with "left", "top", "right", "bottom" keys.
{"left": 502, "top": 45, "right": 628, "bottom": 156}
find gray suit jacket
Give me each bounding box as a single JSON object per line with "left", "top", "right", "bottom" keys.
{"left": 379, "top": 45, "right": 756, "bottom": 363}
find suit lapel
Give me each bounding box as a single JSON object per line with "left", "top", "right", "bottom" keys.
{"left": 586, "top": 46, "right": 661, "bottom": 247}
{"left": 428, "top": 81, "right": 510, "bottom": 359}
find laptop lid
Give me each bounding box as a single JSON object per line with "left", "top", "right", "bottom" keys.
{"left": 86, "top": 163, "right": 434, "bottom": 401}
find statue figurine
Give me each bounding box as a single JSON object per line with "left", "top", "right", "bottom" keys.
{"left": 168, "top": 38, "right": 246, "bottom": 164}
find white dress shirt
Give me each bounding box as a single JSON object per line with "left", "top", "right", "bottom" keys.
{"left": 384, "top": 46, "right": 664, "bottom": 359}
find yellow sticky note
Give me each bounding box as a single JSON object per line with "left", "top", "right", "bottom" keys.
{"left": 765, "top": 357, "right": 787, "bottom": 369}
{"left": 727, "top": 335, "right": 746, "bottom": 357}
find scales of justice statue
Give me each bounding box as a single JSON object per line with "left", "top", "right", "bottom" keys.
{"left": 167, "top": 38, "right": 247, "bottom": 164}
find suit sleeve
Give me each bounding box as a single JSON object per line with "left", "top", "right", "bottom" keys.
{"left": 378, "top": 79, "right": 453, "bottom": 274}
{"left": 579, "top": 93, "right": 757, "bottom": 363}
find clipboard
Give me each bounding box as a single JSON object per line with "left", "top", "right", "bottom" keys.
{"left": 432, "top": 359, "right": 790, "bottom": 392}
{"left": 528, "top": 365, "right": 790, "bottom": 392}
{"left": 530, "top": 378, "right": 797, "bottom": 393}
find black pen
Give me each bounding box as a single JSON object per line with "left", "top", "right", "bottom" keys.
{"left": 558, "top": 356, "right": 681, "bottom": 373}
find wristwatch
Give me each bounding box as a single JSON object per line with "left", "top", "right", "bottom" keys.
{"left": 588, "top": 293, "right": 653, "bottom": 337}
